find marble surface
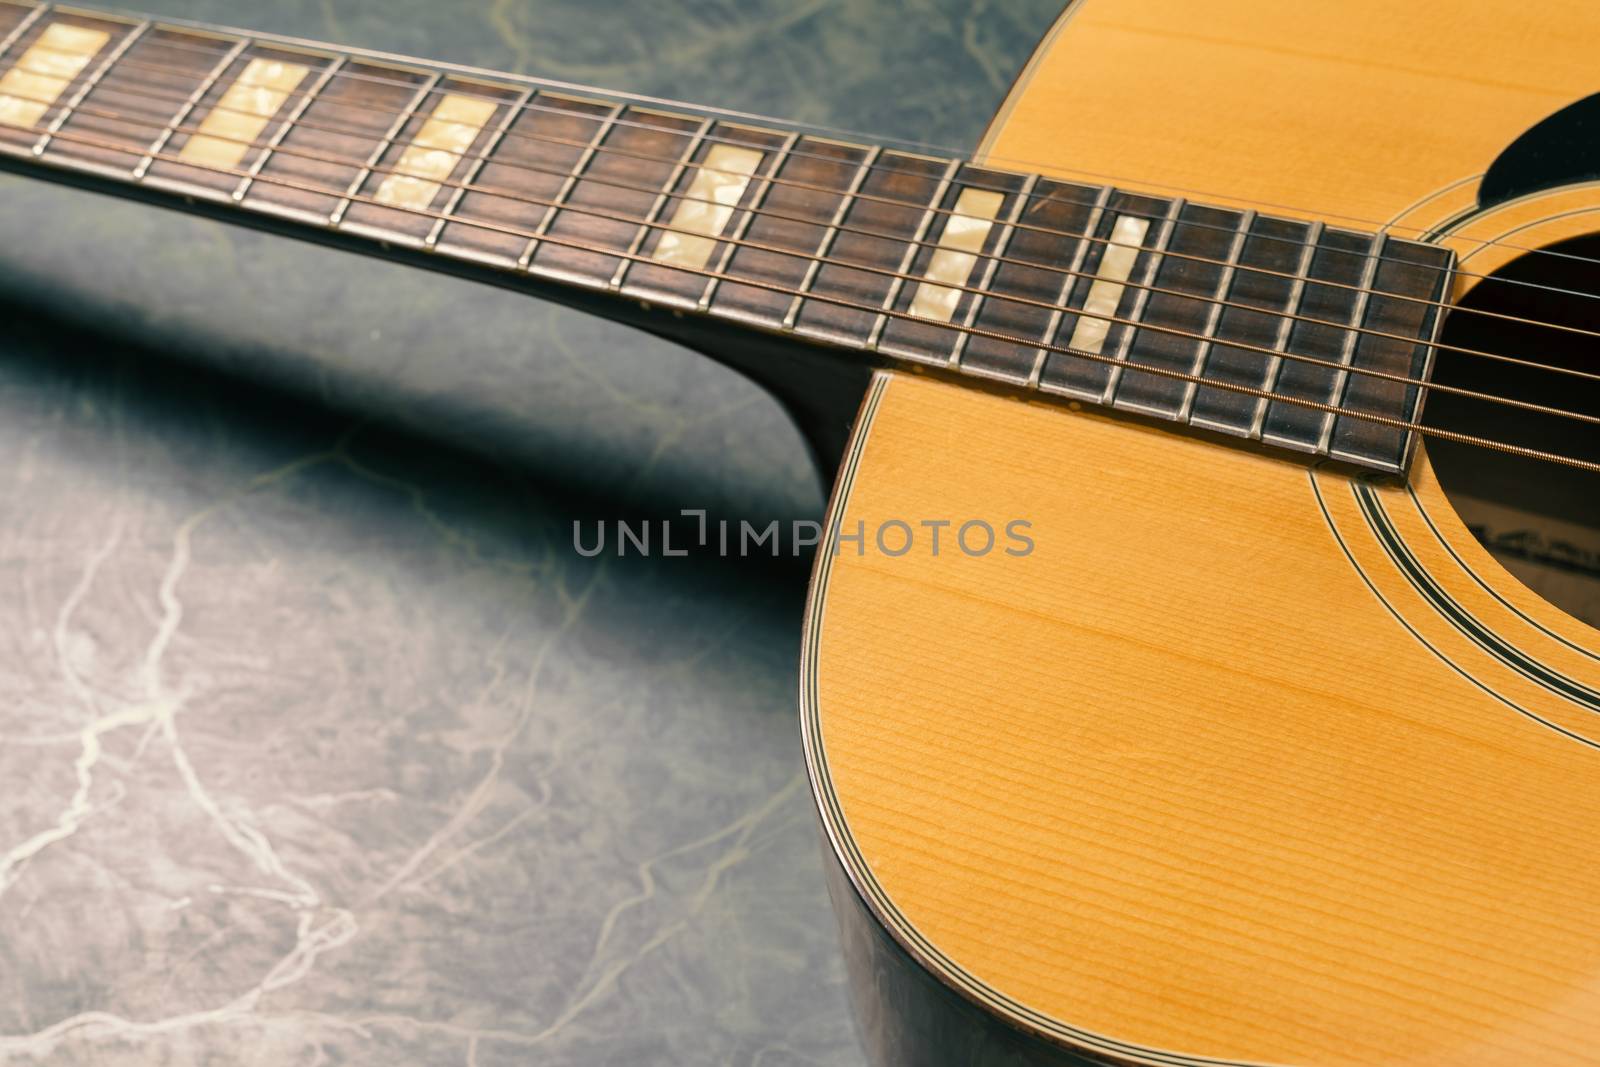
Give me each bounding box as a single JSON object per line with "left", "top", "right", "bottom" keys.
{"left": 0, "top": 1, "right": 1059, "bottom": 1063}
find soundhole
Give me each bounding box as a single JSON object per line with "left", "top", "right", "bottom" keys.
{"left": 1426, "top": 233, "right": 1600, "bottom": 628}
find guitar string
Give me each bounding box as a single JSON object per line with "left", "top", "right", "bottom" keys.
{"left": 6, "top": 37, "right": 1587, "bottom": 295}
{"left": 5, "top": 56, "right": 1599, "bottom": 385}
{"left": 3, "top": 70, "right": 1600, "bottom": 404}
{"left": 4, "top": 30, "right": 1593, "bottom": 280}
{"left": 7, "top": 0, "right": 1585, "bottom": 272}
{"left": 0, "top": 9, "right": 1595, "bottom": 440}
{"left": 17, "top": 6, "right": 1600, "bottom": 300}
{"left": 10, "top": 117, "right": 1600, "bottom": 475}
{"left": 10, "top": 85, "right": 1600, "bottom": 430}
{"left": 10, "top": 35, "right": 1600, "bottom": 300}
{"left": 12, "top": 34, "right": 1600, "bottom": 327}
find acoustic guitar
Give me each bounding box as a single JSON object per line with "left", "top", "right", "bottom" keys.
{"left": 0, "top": 1, "right": 1596, "bottom": 1063}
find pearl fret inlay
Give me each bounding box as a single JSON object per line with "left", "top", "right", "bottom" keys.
{"left": 178, "top": 57, "right": 309, "bottom": 170}
{"left": 652, "top": 142, "right": 763, "bottom": 270}
{"left": 0, "top": 22, "right": 110, "bottom": 129}
{"left": 908, "top": 187, "right": 1003, "bottom": 323}
{"left": 374, "top": 92, "right": 498, "bottom": 210}
{"left": 1068, "top": 214, "right": 1149, "bottom": 355}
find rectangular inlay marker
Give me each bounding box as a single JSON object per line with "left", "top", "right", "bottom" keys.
{"left": 0, "top": 23, "right": 111, "bottom": 129}
{"left": 178, "top": 57, "right": 310, "bottom": 169}
{"left": 1068, "top": 214, "right": 1149, "bottom": 355}
{"left": 374, "top": 93, "right": 498, "bottom": 209}
{"left": 653, "top": 143, "right": 764, "bottom": 269}
{"left": 908, "top": 187, "right": 1004, "bottom": 322}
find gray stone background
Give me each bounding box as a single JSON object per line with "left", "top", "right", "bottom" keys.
{"left": 0, "top": 1, "right": 1058, "bottom": 1063}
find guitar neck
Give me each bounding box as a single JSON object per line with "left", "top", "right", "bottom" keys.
{"left": 0, "top": 0, "right": 1454, "bottom": 476}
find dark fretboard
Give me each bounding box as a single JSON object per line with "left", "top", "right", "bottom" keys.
{"left": 0, "top": 0, "right": 1455, "bottom": 475}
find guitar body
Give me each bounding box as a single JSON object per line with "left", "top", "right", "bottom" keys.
{"left": 804, "top": 2, "right": 1600, "bottom": 1064}
{"left": 0, "top": 0, "right": 1596, "bottom": 1060}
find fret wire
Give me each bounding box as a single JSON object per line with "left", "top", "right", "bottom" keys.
{"left": 1, "top": 41, "right": 1490, "bottom": 327}
{"left": 12, "top": 118, "right": 1598, "bottom": 471}
{"left": 22, "top": 33, "right": 1034, "bottom": 243}
{"left": 133, "top": 34, "right": 246, "bottom": 180}
{"left": 0, "top": 19, "right": 1473, "bottom": 278}
{"left": 0, "top": 29, "right": 1471, "bottom": 281}
{"left": 232, "top": 52, "right": 345, "bottom": 202}
{"left": 1249, "top": 220, "right": 1324, "bottom": 439}
{"left": 697, "top": 128, "right": 798, "bottom": 312}
{"left": 1028, "top": 184, "right": 1111, "bottom": 388}
{"left": 0, "top": 24, "right": 1498, "bottom": 270}
{"left": 865, "top": 156, "right": 960, "bottom": 350}
{"left": 1101, "top": 197, "right": 1183, "bottom": 404}
{"left": 10, "top": 102, "right": 1567, "bottom": 433}
{"left": 1314, "top": 235, "right": 1385, "bottom": 453}
{"left": 783, "top": 143, "right": 881, "bottom": 330}
{"left": 608, "top": 114, "right": 712, "bottom": 290}
{"left": 0, "top": 68, "right": 1491, "bottom": 386}
{"left": 5, "top": 23, "right": 1588, "bottom": 295}
{"left": 1176, "top": 208, "right": 1254, "bottom": 421}
{"left": 0, "top": 3, "right": 48, "bottom": 63}
{"left": 1, "top": 89, "right": 1508, "bottom": 413}
{"left": 25, "top": 3, "right": 1600, "bottom": 310}
{"left": 328, "top": 69, "right": 441, "bottom": 226}
{"left": 516, "top": 100, "right": 622, "bottom": 270}
{"left": 951, "top": 171, "right": 1037, "bottom": 369}
{"left": 1403, "top": 280, "right": 1449, "bottom": 433}
{"left": 33, "top": 18, "right": 150, "bottom": 156}
{"left": 425, "top": 83, "right": 533, "bottom": 248}
{"left": 42, "top": 91, "right": 1453, "bottom": 407}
